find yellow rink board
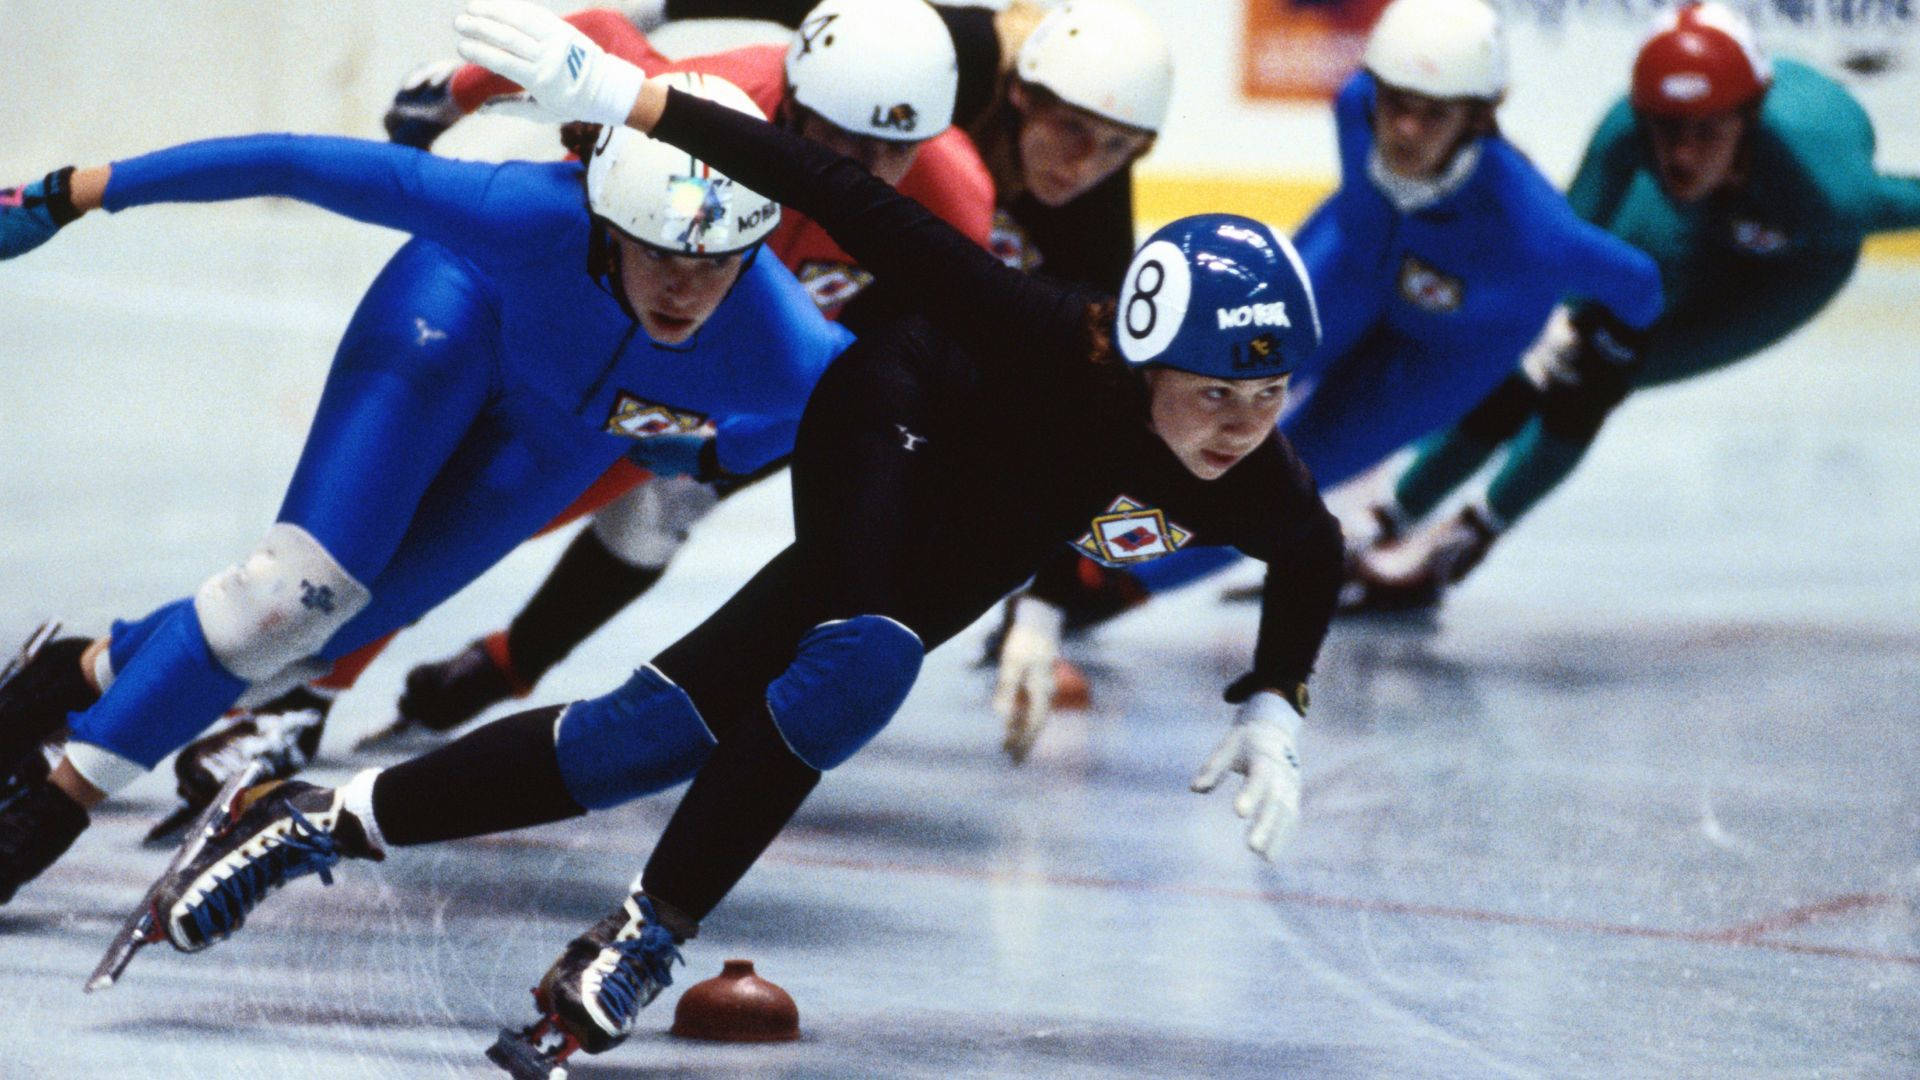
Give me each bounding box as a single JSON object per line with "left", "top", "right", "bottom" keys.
{"left": 1134, "top": 172, "right": 1920, "bottom": 261}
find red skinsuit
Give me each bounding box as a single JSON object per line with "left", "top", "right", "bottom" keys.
{"left": 316, "top": 11, "right": 994, "bottom": 693}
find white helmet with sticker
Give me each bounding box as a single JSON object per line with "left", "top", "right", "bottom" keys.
{"left": 586, "top": 71, "right": 781, "bottom": 255}
{"left": 785, "top": 0, "right": 958, "bottom": 142}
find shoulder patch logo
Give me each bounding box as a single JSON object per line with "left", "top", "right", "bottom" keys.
{"left": 1398, "top": 255, "right": 1465, "bottom": 314}
{"left": 1072, "top": 495, "right": 1194, "bottom": 566}
{"left": 605, "top": 392, "right": 707, "bottom": 439}
{"left": 990, "top": 209, "right": 1043, "bottom": 272}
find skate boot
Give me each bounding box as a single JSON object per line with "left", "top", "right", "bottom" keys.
{"left": 149, "top": 779, "right": 382, "bottom": 952}
{"left": 1342, "top": 504, "right": 1499, "bottom": 613}
{"left": 489, "top": 893, "right": 686, "bottom": 1077}
{"left": 145, "top": 686, "right": 332, "bottom": 843}
{"left": 355, "top": 633, "right": 526, "bottom": 751}
{"left": 0, "top": 753, "right": 89, "bottom": 905}
{"left": 0, "top": 622, "right": 98, "bottom": 770}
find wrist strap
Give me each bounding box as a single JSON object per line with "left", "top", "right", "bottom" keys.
{"left": 42, "top": 166, "right": 82, "bottom": 226}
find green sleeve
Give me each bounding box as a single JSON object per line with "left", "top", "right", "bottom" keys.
{"left": 1564, "top": 97, "right": 1641, "bottom": 228}
{"left": 1766, "top": 60, "right": 1920, "bottom": 234}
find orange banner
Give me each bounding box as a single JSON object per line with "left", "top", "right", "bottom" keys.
{"left": 1242, "top": 0, "right": 1391, "bottom": 102}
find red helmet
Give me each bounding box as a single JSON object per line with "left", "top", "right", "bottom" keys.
{"left": 1631, "top": 2, "right": 1771, "bottom": 117}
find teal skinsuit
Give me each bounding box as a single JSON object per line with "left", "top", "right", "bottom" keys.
{"left": 1393, "top": 58, "right": 1920, "bottom": 527}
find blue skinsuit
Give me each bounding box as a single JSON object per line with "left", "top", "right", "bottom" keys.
{"left": 1129, "top": 71, "right": 1665, "bottom": 592}
{"left": 68, "top": 135, "right": 850, "bottom": 774}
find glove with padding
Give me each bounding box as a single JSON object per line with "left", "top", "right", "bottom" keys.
{"left": 454, "top": 0, "right": 645, "bottom": 126}
{"left": 1191, "top": 691, "right": 1304, "bottom": 860}
{"left": 990, "top": 595, "right": 1064, "bottom": 764}
{"left": 1, "top": 167, "right": 81, "bottom": 260}
{"left": 384, "top": 59, "right": 466, "bottom": 150}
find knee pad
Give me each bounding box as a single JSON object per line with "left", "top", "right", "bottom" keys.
{"left": 193, "top": 523, "right": 371, "bottom": 682}
{"left": 1455, "top": 374, "right": 1542, "bottom": 444}
{"left": 590, "top": 476, "right": 722, "bottom": 569}
{"left": 767, "top": 615, "right": 923, "bottom": 772}
{"left": 1538, "top": 372, "right": 1629, "bottom": 444}
{"left": 555, "top": 664, "right": 717, "bottom": 809}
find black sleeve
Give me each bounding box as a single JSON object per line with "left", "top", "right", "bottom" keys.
{"left": 654, "top": 88, "right": 1099, "bottom": 368}
{"left": 1008, "top": 166, "right": 1139, "bottom": 293}
{"left": 1225, "top": 443, "right": 1344, "bottom": 710}
{"left": 659, "top": 1, "right": 1001, "bottom": 131}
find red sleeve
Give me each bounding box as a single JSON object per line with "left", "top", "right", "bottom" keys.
{"left": 449, "top": 9, "right": 675, "bottom": 114}
{"left": 896, "top": 129, "right": 997, "bottom": 248}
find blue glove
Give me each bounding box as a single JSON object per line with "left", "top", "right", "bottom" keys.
{"left": 1, "top": 167, "right": 81, "bottom": 259}
{"left": 622, "top": 432, "right": 714, "bottom": 479}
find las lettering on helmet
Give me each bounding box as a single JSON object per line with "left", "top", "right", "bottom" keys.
{"left": 1116, "top": 214, "right": 1321, "bottom": 380}
{"left": 1015, "top": 0, "right": 1174, "bottom": 133}
{"left": 1631, "top": 2, "right": 1771, "bottom": 117}
{"left": 785, "top": 0, "right": 958, "bottom": 142}
{"left": 1362, "top": 0, "right": 1507, "bottom": 101}
{"left": 586, "top": 72, "right": 781, "bottom": 255}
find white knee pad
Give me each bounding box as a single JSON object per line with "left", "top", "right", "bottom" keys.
{"left": 193, "top": 523, "right": 370, "bottom": 682}
{"left": 589, "top": 476, "right": 721, "bottom": 569}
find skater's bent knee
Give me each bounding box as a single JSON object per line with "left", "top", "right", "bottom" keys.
{"left": 194, "top": 523, "right": 370, "bottom": 682}
{"left": 767, "top": 615, "right": 923, "bottom": 771}
{"left": 555, "top": 665, "right": 718, "bottom": 809}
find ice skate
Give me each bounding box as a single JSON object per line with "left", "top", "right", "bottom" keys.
{"left": 487, "top": 893, "right": 685, "bottom": 1079}
{"left": 1341, "top": 504, "right": 1498, "bottom": 615}
{"left": 89, "top": 771, "right": 381, "bottom": 990}
{"left": 145, "top": 686, "right": 332, "bottom": 844}
{"left": 354, "top": 633, "right": 522, "bottom": 752}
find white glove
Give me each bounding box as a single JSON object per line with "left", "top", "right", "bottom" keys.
{"left": 453, "top": 0, "right": 645, "bottom": 126}
{"left": 1190, "top": 691, "right": 1303, "bottom": 860}
{"left": 1519, "top": 305, "right": 1580, "bottom": 389}
{"left": 990, "top": 595, "right": 1064, "bottom": 764}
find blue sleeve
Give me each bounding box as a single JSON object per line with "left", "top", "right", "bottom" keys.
{"left": 1495, "top": 148, "right": 1663, "bottom": 329}
{"left": 1289, "top": 198, "right": 1382, "bottom": 378}
{"left": 1331, "top": 72, "right": 1377, "bottom": 183}
{"left": 712, "top": 413, "right": 799, "bottom": 474}
{"left": 101, "top": 134, "right": 583, "bottom": 266}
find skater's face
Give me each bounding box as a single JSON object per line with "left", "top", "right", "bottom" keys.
{"left": 1144, "top": 369, "right": 1291, "bottom": 480}
{"left": 617, "top": 241, "right": 748, "bottom": 343}
{"left": 1010, "top": 81, "right": 1154, "bottom": 207}
{"left": 1371, "top": 83, "right": 1480, "bottom": 179}
{"left": 795, "top": 108, "right": 926, "bottom": 186}
{"left": 1645, "top": 110, "right": 1747, "bottom": 202}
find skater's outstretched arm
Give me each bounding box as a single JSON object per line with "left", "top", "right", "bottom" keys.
{"left": 3, "top": 136, "right": 582, "bottom": 266}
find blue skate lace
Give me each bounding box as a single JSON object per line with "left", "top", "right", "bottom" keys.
{"left": 185, "top": 805, "right": 342, "bottom": 943}
{"left": 596, "top": 900, "right": 684, "bottom": 1026}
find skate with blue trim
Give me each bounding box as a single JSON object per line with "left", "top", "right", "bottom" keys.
{"left": 488, "top": 892, "right": 687, "bottom": 1079}
{"left": 88, "top": 768, "right": 381, "bottom": 990}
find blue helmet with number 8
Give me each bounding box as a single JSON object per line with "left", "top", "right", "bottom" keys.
{"left": 1115, "top": 214, "right": 1320, "bottom": 379}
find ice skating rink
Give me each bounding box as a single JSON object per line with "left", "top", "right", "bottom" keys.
{"left": 2, "top": 199, "right": 1918, "bottom": 1076}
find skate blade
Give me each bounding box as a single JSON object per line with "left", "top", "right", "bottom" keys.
{"left": 141, "top": 802, "right": 203, "bottom": 847}
{"left": 486, "top": 1027, "right": 571, "bottom": 1080}
{"left": 86, "top": 760, "right": 267, "bottom": 992}
{"left": 0, "top": 621, "right": 61, "bottom": 693}
{"left": 350, "top": 716, "right": 419, "bottom": 753}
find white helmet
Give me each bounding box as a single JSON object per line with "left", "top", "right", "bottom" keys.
{"left": 1363, "top": 0, "right": 1508, "bottom": 101}
{"left": 586, "top": 72, "right": 781, "bottom": 255}
{"left": 785, "top": 0, "right": 957, "bottom": 142}
{"left": 1016, "top": 0, "right": 1174, "bottom": 134}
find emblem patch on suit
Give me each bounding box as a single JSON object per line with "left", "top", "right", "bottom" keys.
{"left": 797, "top": 259, "right": 875, "bottom": 313}
{"left": 605, "top": 392, "right": 707, "bottom": 439}
{"left": 1398, "top": 255, "right": 1465, "bottom": 313}
{"left": 1073, "top": 495, "right": 1194, "bottom": 566}
{"left": 1729, "top": 219, "right": 1790, "bottom": 256}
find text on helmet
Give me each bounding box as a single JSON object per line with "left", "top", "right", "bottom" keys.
{"left": 1216, "top": 302, "right": 1291, "bottom": 330}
